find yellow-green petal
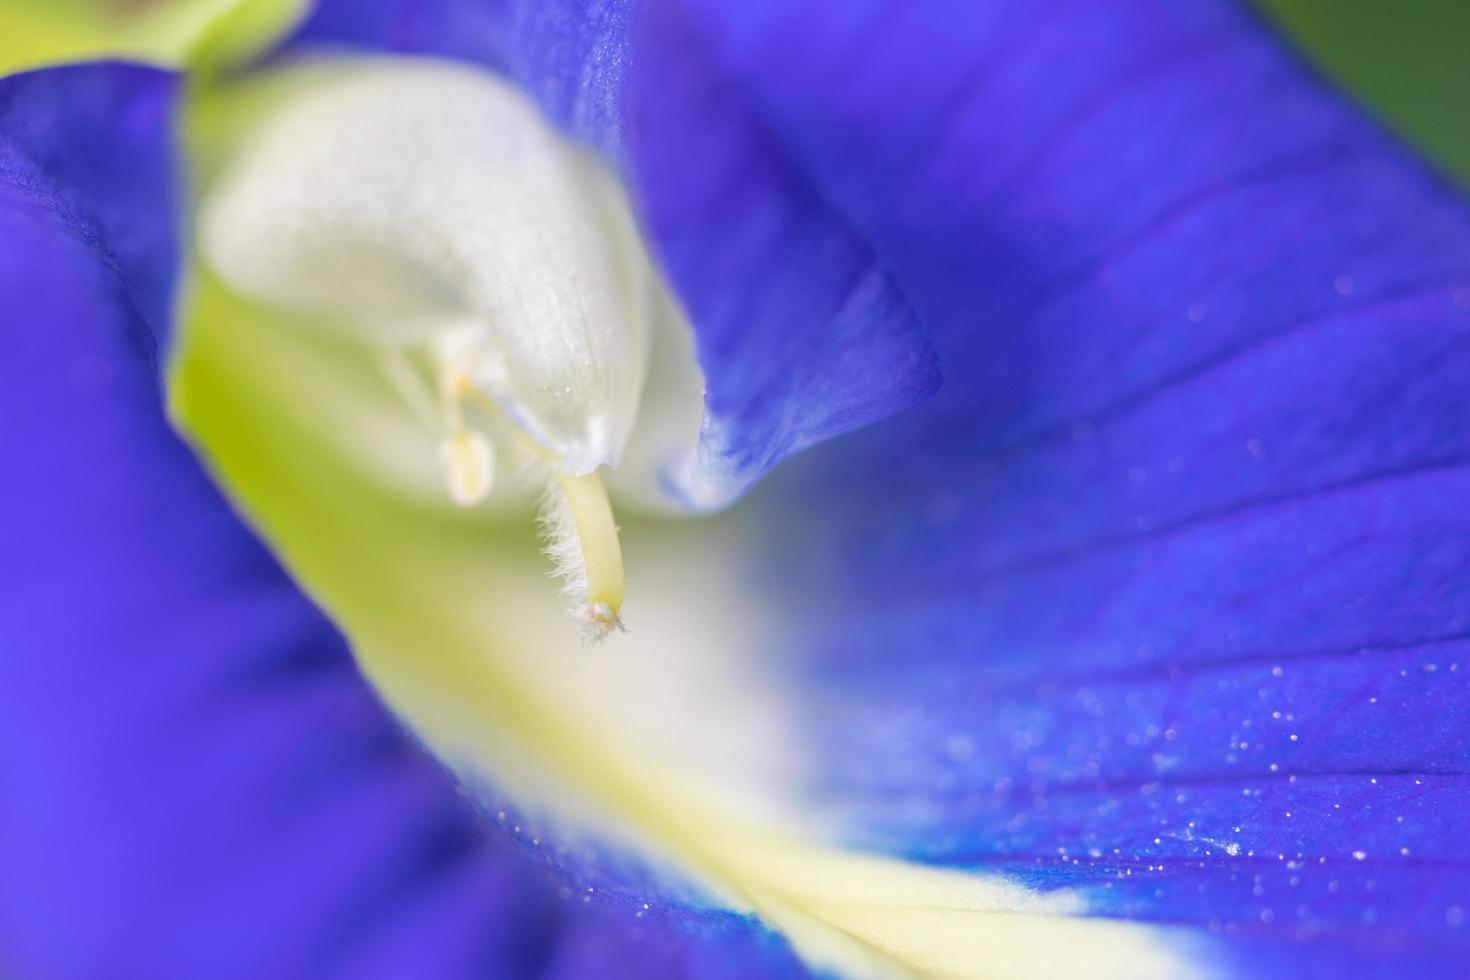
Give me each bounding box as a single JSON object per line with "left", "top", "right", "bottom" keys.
{"left": 0, "top": 0, "right": 306, "bottom": 76}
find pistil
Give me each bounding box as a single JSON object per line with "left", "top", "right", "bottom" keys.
{"left": 552, "top": 471, "right": 626, "bottom": 640}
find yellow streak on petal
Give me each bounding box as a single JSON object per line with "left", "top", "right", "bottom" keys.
{"left": 0, "top": 0, "right": 307, "bottom": 76}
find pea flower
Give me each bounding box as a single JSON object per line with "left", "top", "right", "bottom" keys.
{"left": 3, "top": 1, "right": 1469, "bottom": 978}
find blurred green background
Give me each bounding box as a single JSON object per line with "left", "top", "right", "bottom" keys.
{"left": 1259, "top": 0, "right": 1470, "bottom": 186}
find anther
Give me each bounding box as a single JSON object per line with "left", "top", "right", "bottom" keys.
{"left": 439, "top": 429, "right": 494, "bottom": 506}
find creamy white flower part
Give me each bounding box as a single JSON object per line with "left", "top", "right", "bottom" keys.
{"left": 200, "top": 59, "right": 670, "bottom": 639}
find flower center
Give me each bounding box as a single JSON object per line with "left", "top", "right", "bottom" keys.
{"left": 198, "top": 58, "right": 663, "bottom": 639}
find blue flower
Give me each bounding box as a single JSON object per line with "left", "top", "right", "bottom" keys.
{"left": 3, "top": 1, "right": 1469, "bottom": 978}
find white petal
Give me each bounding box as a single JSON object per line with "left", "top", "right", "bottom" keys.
{"left": 199, "top": 57, "right": 650, "bottom": 473}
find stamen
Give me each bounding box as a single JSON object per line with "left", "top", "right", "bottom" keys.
{"left": 426, "top": 354, "right": 494, "bottom": 506}
{"left": 439, "top": 430, "right": 494, "bottom": 506}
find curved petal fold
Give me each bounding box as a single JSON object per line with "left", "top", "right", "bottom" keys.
{"left": 0, "top": 62, "right": 181, "bottom": 341}
{"left": 284, "top": 0, "right": 940, "bottom": 507}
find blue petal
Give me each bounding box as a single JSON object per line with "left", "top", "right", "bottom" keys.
{"left": 0, "top": 63, "right": 808, "bottom": 980}
{"left": 283, "top": 0, "right": 941, "bottom": 507}
{"left": 662, "top": 0, "right": 1470, "bottom": 974}
{"left": 627, "top": 0, "right": 940, "bottom": 507}
{"left": 0, "top": 60, "right": 180, "bottom": 341}
{"left": 270, "top": 3, "right": 1470, "bottom": 971}
{"left": 20, "top": 3, "right": 1470, "bottom": 975}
